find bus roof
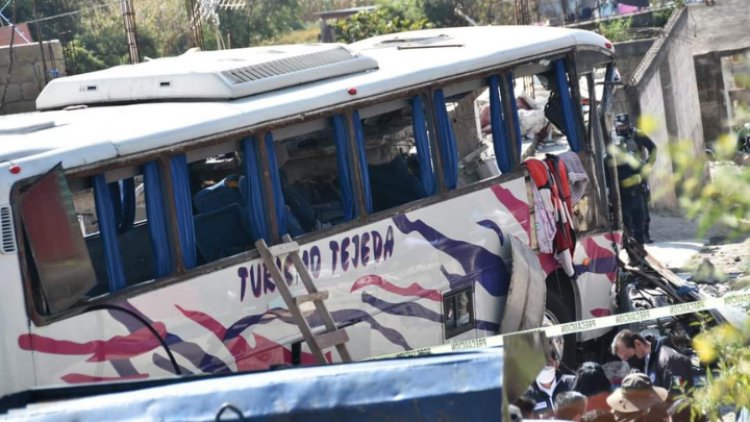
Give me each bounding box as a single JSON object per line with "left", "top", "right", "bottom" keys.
{"left": 0, "top": 26, "right": 612, "bottom": 178}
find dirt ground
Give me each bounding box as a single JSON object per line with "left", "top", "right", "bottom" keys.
{"left": 647, "top": 208, "right": 750, "bottom": 296}
{"left": 648, "top": 160, "right": 750, "bottom": 296}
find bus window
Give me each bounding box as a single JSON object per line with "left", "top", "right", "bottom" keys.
{"left": 354, "top": 96, "right": 435, "bottom": 213}
{"left": 440, "top": 85, "right": 497, "bottom": 187}
{"left": 183, "top": 145, "right": 259, "bottom": 264}
{"left": 432, "top": 89, "right": 460, "bottom": 190}
{"left": 454, "top": 76, "right": 522, "bottom": 186}
{"left": 274, "top": 119, "right": 353, "bottom": 235}
{"left": 509, "top": 60, "right": 605, "bottom": 233}
{"left": 71, "top": 165, "right": 170, "bottom": 294}
{"left": 18, "top": 161, "right": 173, "bottom": 316}
{"left": 443, "top": 287, "right": 474, "bottom": 339}
{"left": 19, "top": 164, "right": 97, "bottom": 314}
{"left": 495, "top": 59, "right": 585, "bottom": 160}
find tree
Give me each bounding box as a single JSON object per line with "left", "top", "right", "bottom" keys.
{"left": 332, "top": 0, "right": 517, "bottom": 43}
{"left": 214, "top": 0, "right": 303, "bottom": 48}
{"left": 333, "top": 2, "right": 431, "bottom": 43}
{"left": 420, "top": 0, "right": 514, "bottom": 27}
{"left": 647, "top": 86, "right": 750, "bottom": 418}
{"left": 689, "top": 322, "right": 750, "bottom": 420}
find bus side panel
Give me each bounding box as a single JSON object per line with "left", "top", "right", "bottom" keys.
{"left": 575, "top": 231, "right": 622, "bottom": 341}
{"left": 21, "top": 176, "right": 530, "bottom": 391}
{"left": 0, "top": 256, "right": 36, "bottom": 403}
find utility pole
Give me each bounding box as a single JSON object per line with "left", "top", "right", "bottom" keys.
{"left": 120, "top": 0, "right": 140, "bottom": 64}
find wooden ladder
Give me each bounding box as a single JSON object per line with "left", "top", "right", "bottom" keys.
{"left": 255, "top": 234, "right": 352, "bottom": 364}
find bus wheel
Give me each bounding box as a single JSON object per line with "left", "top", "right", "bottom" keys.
{"left": 543, "top": 289, "right": 577, "bottom": 370}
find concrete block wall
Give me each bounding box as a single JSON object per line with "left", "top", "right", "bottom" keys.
{"left": 663, "top": 18, "right": 705, "bottom": 162}
{"left": 0, "top": 40, "right": 65, "bottom": 115}
{"left": 636, "top": 71, "right": 679, "bottom": 209}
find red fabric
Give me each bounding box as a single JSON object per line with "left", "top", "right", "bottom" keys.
{"left": 524, "top": 157, "right": 576, "bottom": 255}
{"left": 524, "top": 158, "right": 552, "bottom": 190}
{"left": 545, "top": 156, "right": 573, "bottom": 216}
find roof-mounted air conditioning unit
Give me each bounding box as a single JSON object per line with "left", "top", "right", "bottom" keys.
{"left": 36, "top": 44, "right": 378, "bottom": 110}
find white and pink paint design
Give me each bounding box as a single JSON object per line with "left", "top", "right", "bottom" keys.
{"left": 8, "top": 175, "right": 620, "bottom": 397}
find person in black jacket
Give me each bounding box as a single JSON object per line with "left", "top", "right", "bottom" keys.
{"left": 523, "top": 348, "right": 577, "bottom": 418}
{"left": 614, "top": 114, "right": 657, "bottom": 244}
{"left": 611, "top": 329, "right": 693, "bottom": 394}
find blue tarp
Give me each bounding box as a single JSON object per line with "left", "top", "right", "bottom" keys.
{"left": 3, "top": 350, "right": 504, "bottom": 421}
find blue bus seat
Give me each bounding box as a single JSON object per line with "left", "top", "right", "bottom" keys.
{"left": 239, "top": 174, "right": 307, "bottom": 237}
{"left": 368, "top": 155, "right": 427, "bottom": 212}
{"left": 281, "top": 181, "right": 318, "bottom": 233}
{"left": 193, "top": 175, "right": 244, "bottom": 214}
{"left": 194, "top": 203, "right": 254, "bottom": 263}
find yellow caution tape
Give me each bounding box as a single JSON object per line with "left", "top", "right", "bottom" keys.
{"left": 368, "top": 292, "right": 750, "bottom": 360}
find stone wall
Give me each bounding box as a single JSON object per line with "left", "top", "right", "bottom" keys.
{"left": 0, "top": 40, "right": 65, "bottom": 115}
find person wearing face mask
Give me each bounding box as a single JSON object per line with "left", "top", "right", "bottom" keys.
{"left": 523, "top": 348, "right": 576, "bottom": 418}
{"left": 610, "top": 329, "right": 693, "bottom": 394}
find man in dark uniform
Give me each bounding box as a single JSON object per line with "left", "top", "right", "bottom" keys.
{"left": 611, "top": 114, "right": 657, "bottom": 245}
{"left": 611, "top": 329, "right": 693, "bottom": 394}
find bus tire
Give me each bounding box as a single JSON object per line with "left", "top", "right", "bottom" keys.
{"left": 544, "top": 289, "right": 577, "bottom": 370}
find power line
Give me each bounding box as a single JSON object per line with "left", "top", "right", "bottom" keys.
{"left": 10, "top": 0, "right": 121, "bottom": 27}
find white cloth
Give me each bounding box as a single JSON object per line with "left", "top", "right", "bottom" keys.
{"left": 531, "top": 183, "right": 557, "bottom": 254}
{"left": 558, "top": 151, "right": 590, "bottom": 205}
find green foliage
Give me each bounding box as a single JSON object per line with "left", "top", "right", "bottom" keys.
{"left": 664, "top": 113, "right": 750, "bottom": 418}
{"left": 299, "top": 0, "right": 377, "bottom": 21}
{"left": 598, "top": 16, "right": 633, "bottom": 42}
{"left": 333, "top": 3, "right": 432, "bottom": 43}
{"left": 332, "top": 0, "right": 517, "bottom": 43}
{"left": 420, "top": 0, "right": 514, "bottom": 27}
{"left": 652, "top": 6, "right": 675, "bottom": 27}
{"left": 671, "top": 135, "right": 750, "bottom": 237}
{"left": 22, "top": 0, "right": 519, "bottom": 74}
{"left": 216, "top": 0, "right": 303, "bottom": 48}
{"left": 135, "top": 0, "right": 192, "bottom": 57}
{"left": 258, "top": 25, "right": 320, "bottom": 46}
{"left": 12, "top": 0, "right": 79, "bottom": 44}
{"left": 73, "top": 5, "right": 133, "bottom": 71}
{"left": 62, "top": 39, "right": 106, "bottom": 75}
{"left": 690, "top": 322, "right": 750, "bottom": 420}
{"left": 19, "top": 0, "right": 307, "bottom": 74}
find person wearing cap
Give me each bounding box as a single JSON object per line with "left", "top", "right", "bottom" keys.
{"left": 613, "top": 114, "right": 657, "bottom": 244}
{"left": 522, "top": 349, "right": 576, "bottom": 418}
{"left": 611, "top": 329, "right": 693, "bottom": 393}
{"left": 607, "top": 372, "right": 671, "bottom": 422}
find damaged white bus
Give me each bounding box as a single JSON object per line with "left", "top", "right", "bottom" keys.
{"left": 0, "top": 26, "right": 622, "bottom": 408}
